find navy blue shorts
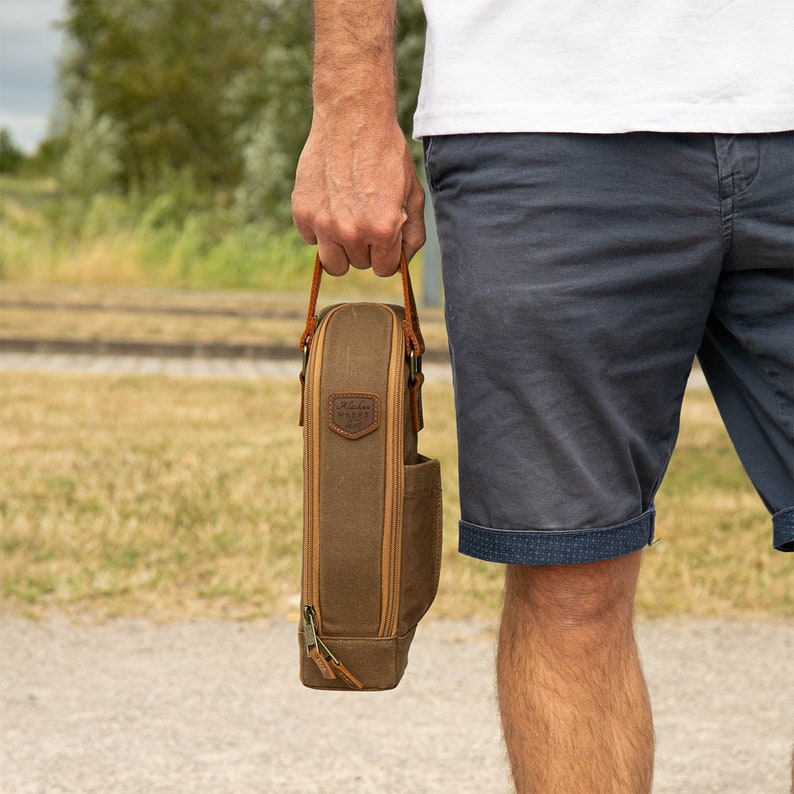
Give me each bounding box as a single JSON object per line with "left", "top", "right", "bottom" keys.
{"left": 424, "top": 132, "right": 794, "bottom": 565}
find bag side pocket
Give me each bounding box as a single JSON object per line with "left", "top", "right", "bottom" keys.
{"left": 398, "top": 455, "right": 443, "bottom": 633}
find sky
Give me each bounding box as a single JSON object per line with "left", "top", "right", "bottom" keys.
{"left": 0, "top": 0, "right": 65, "bottom": 153}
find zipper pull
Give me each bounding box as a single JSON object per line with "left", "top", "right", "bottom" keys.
{"left": 303, "top": 605, "right": 336, "bottom": 680}
{"left": 314, "top": 631, "right": 364, "bottom": 690}
{"left": 323, "top": 652, "right": 364, "bottom": 691}
{"left": 302, "top": 605, "right": 364, "bottom": 690}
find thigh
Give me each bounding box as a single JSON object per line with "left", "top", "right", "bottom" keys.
{"left": 700, "top": 132, "right": 794, "bottom": 550}
{"left": 425, "top": 133, "right": 724, "bottom": 559}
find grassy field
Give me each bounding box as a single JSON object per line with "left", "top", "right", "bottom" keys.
{"left": 1, "top": 371, "right": 791, "bottom": 621}
{"left": 0, "top": 176, "right": 434, "bottom": 296}
{"left": 1, "top": 176, "right": 790, "bottom": 622}
{"left": 0, "top": 175, "right": 305, "bottom": 292}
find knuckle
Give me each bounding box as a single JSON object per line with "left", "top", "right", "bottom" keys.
{"left": 335, "top": 219, "right": 361, "bottom": 244}
{"left": 370, "top": 209, "right": 404, "bottom": 240}
{"left": 370, "top": 220, "right": 399, "bottom": 243}
{"left": 314, "top": 211, "right": 338, "bottom": 236}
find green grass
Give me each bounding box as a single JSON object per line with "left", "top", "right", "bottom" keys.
{"left": 0, "top": 174, "right": 308, "bottom": 291}
{"left": 1, "top": 372, "right": 790, "bottom": 621}
{"left": 0, "top": 176, "right": 432, "bottom": 296}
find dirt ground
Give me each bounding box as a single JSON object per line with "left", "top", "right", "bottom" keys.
{"left": 1, "top": 615, "right": 792, "bottom": 793}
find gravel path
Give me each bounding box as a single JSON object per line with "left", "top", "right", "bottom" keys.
{"left": 0, "top": 350, "right": 710, "bottom": 390}
{"left": 0, "top": 351, "right": 454, "bottom": 383}
{"left": 1, "top": 616, "right": 791, "bottom": 793}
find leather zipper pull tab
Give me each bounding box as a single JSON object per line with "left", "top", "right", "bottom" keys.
{"left": 325, "top": 655, "right": 364, "bottom": 691}
{"left": 314, "top": 634, "right": 364, "bottom": 690}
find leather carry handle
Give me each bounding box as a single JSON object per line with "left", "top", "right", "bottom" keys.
{"left": 299, "top": 252, "right": 425, "bottom": 361}
{"left": 298, "top": 251, "right": 426, "bottom": 432}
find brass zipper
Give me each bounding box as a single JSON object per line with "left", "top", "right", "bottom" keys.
{"left": 301, "top": 306, "right": 341, "bottom": 630}
{"left": 379, "top": 307, "right": 405, "bottom": 638}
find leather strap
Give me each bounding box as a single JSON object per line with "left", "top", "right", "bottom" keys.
{"left": 298, "top": 252, "right": 426, "bottom": 432}
{"left": 299, "top": 252, "right": 425, "bottom": 360}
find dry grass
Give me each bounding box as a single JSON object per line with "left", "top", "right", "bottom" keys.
{"left": 0, "top": 372, "right": 790, "bottom": 621}
{"left": 1, "top": 373, "right": 304, "bottom": 619}
{"left": 637, "top": 396, "right": 793, "bottom": 618}
{"left": 0, "top": 304, "right": 305, "bottom": 348}
{"left": 0, "top": 283, "right": 449, "bottom": 350}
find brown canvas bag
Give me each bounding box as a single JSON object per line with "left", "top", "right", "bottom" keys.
{"left": 297, "top": 253, "right": 443, "bottom": 691}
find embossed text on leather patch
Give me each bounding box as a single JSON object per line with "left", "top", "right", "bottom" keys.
{"left": 328, "top": 393, "right": 380, "bottom": 439}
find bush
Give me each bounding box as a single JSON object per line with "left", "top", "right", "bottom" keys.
{"left": 0, "top": 128, "right": 26, "bottom": 174}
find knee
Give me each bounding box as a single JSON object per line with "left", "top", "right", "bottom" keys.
{"left": 504, "top": 550, "right": 643, "bottom": 633}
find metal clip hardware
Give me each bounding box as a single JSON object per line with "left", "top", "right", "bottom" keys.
{"left": 408, "top": 350, "right": 422, "bottom": 385}
{"left": 303, "top": 605, "right": 339, "bottom": 665}
{"left": 302, "top": 604, "right": 319, "bottom": 655}
{"left": 301, "top": 343, "right": 310, "bottom": 382}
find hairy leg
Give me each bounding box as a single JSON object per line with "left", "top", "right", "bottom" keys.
{"left": 497, "top": 550, "right": 654, "bottom": 794}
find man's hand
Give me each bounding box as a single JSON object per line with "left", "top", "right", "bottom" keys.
{"left": 292, "top": 117, "right": 425, "bottom": 278}
{"left": 290, "top": 0, "right": 425, "bottom": 278}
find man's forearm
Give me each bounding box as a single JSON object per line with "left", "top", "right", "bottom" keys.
{"left": 311, "top": 0, "right": 398, "bottom": 118}
{"left": 292, "top": 0, "right": 425, "bottom": 276}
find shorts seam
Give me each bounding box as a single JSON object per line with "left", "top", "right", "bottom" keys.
{"left": 721, "top": 287, "right": 793, "bottom": 440}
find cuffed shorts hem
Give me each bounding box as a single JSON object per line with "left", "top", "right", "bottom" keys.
{"left": 458, "top": 508, "right": 656, "bottom": 566}
{"left": 773, "top": 507, "right": 794, "bottom": 552}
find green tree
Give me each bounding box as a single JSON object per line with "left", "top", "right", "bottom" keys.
{"left": 396, "top": 0, "right": 427, "bottom": 145}
{"left": 58, "top": 98, "right": 122, "bottom": 202}
{"left": 58, "top": 0, "right": 269, "bottom": 190}
{"left": 0, "top": 128, "right": 26, "bottom": 173}
{"left": 227, "top": 0, "right": 314, "bottom": 224}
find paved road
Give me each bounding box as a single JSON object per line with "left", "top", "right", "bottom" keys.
{"left": 1, "top": 616, "right": 792, "bottom": 794}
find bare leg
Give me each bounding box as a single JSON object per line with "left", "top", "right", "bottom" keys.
{"left": 497, "top": 550, "right": 654, "bottom": 794}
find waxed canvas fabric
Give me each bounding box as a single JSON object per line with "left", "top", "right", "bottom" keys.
{"left": 299, "top": 301, "right": 442, "bottom": 691}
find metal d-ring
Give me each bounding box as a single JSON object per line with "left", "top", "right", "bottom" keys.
{"left": 301, "top": 342, "right": 309, "bottom": 381}
{"left": 408, "top": 350, "right": 422, "bottom": 384}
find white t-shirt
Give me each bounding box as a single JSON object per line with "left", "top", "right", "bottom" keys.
{"left": 413, "top": 0, "right": 794, "bottom": 137}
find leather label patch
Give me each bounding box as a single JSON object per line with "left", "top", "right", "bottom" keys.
{"left": 328, "top": 393, "right": 380, "bottom": 440}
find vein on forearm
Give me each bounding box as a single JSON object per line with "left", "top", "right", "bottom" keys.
{"left": 311, "top": 0, "right": 398, "bottom": 113}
